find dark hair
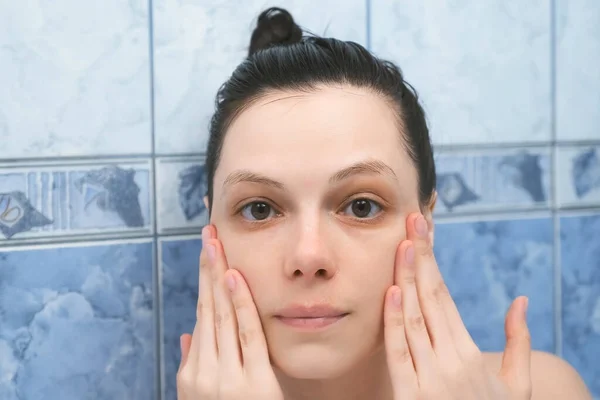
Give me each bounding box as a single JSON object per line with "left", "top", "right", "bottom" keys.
{"left": 205, "top": 7, "right": 436, "bottom": 214}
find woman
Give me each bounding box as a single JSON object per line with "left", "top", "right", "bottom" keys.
{"left": 176, "top": 7, "right": 591, "bottom": 400}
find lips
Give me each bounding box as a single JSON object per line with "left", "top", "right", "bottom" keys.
{"left": 274, "top": 305, "right": 349, "bottom": 329}
{"left": 274, "top": 304, "right": 348, "bottom": 319}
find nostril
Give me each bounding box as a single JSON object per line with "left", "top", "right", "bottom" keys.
{"left": 316, "top": 269, "right": 326, "bottom": 277}
{"left": 293, "top": 269, "right": 302, "bottom": 277}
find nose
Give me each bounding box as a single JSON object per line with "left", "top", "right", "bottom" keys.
{"left": 284, "top": 219, "right": 337, "bottom": 282}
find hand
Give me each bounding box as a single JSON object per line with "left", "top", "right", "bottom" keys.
{"left": 177, "top": 225, "right": 284, "bottom": 400}
{"left": 384, "top": 213, "right": 532, "bottom": 399}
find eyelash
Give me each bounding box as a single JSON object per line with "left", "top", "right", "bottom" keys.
{"left": 235, "top": 195, "right": 386, "bottom": 224}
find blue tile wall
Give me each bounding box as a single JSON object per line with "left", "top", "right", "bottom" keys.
{"left": 159, "top": 237, "right": 201, "bottom": 400}
{"left": 0, "top": 1, "right": 598, "bottom": 399}
{"left": 0, "top": 240, "right": 155, "bottom": 399}
{"left": 560, "top": 214, "right": 600, "bottom": 397}
{"left": 434, "top": 216, "right": 555, "bottom": 353}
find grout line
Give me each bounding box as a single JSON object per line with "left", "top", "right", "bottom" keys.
{"left": 146, "top": 0, "right": 163, "bottom": 398}
{"left": 1, "top": 140, "right": 600, "bottom": 165}
{"left": 3, "top": 206, "right": 600, "bottom": 250}
{"left": 0, "top": 154, "right": 153, "bottom": 163}
{"left": 365, "top": 0, "right": 371, "bottom": 50}
{"left": 549, "top": 0, "right": 562, "bottom": 358}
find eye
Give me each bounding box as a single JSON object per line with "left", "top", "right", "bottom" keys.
{"left": 342, "top": 198, "right": 382, "bottom": 219}
{"left": 240, "top": 201, "right": 278, "bottom": 221}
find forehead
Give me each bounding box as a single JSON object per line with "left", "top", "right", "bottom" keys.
{"left": 215, "top": 85, "right": 416, "bottom": 188}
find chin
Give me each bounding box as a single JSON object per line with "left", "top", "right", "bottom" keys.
{"left": 270, "top": 341, "right": 370, "bottom": 380}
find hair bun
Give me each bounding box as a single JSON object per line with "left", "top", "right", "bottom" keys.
{"left": 249, "top": 7, "right": 303, "bottom": 56}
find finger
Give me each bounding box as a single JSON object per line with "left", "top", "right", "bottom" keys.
{"left": 208, "top": 237, "right": 242, "bottom": 370}
{"left": 384, "top": 284, "right": 418, "bottom": 396}
{"left": 194, "top": 227, "right": 218, "bottom": 372}
{"left": 407, "top": 213, "right": 478, "bottom": 358}
{"left": 178, "top": 334, "right": 193, "bottom": 373}
{"left": 226, "top": 269, "right": 272, "bottom": 375}
{"left": 405, "top": 213, "right": 464, "bottom": 363}
{"left": 499, "top": 296, "right": 532, "bottom": 390}
{"left": 397, "top": 240, "right": 436, "bottom": 385}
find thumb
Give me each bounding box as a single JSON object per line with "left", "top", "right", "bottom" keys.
{"left": 499, "top": 296, "right": 532, "bottom": 391}
{"left": 178, "top": 333, "right": 193, "bottom": 372}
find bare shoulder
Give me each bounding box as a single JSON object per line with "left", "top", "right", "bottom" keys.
{"left": 482, "top": 351, "right": 592, "bottom": 400}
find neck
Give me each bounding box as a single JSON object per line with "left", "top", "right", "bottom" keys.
{"left": 275, "top": 346, "right": 393, "bottom": 400}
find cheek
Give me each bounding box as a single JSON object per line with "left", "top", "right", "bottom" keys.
{"left": 218, "top": 231, "right": 279, "bottom": 307}
{"left": 349, "top": 229, "right": 402, "bottom": 298}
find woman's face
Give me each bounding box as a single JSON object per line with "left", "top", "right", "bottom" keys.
{"left": 209, "top": 85, "right": 424, "bottom": 379}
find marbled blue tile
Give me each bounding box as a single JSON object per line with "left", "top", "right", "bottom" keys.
{"left": 556, "top": 146, "right": 600, "bottom": 208}
{"left": 561, "top": 213, "right": 600, "bottom": 398}
{"left": 371, "top": 0, "right": 551, "bottom": 145}
{"left": 0, "top": 240, "right": 155, "bottom": 400}
{"left": 0, "top": 161, "right": 152, "bottom": 242}
{"left": 0, "top": 1, "right": 151, "bottom": 158}
{"left": 160, "top": 237, "right": 202, "bottom": 400}
{"left": 434, "top": 149, "right": 551, "bottom": 214}
{"left": 434, "top": 216, "right": 554, "bottom": 352}
{"left": 152, "top": 0, "right": 367, "bottom": 154}
{"left": 556, "top": 0, "right": 600, "bottom": 141}
{"left": 156, "top": 158, "right": 208, "bottom": 234}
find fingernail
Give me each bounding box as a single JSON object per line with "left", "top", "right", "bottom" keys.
{"left": 201, "top": 226, "right": 211, "bottom": 243}
{"left": 415, "top": 216, "right": 428, "bottom": 238}
{"left": 405, "top": 244, "right": 414, "bottom": 265}
{"left": 523, "top": 297, "right": 529, "bottom": 318}
{"left": 179, "top": 335, "right": 184, "bottom": 353}
{"left": 206, "top": 243, "right": 216, "bottom": 263}
{"left": 392, "top": 287, "right": 402, "bottom": 309}
{"left": 226, "top": 273, "right": 236, "bottom": 292}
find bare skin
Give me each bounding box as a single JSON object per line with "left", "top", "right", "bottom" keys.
{"left": 177, "top": 85, "right": 591, "bottom": 400}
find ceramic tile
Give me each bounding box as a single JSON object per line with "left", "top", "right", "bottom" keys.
{"left": 0, "top": 0, "right": 151, "bottom": 158}
{"left": 556, "top": 0, "right": 600, "bottom": 141}
{"left": 371, "top": 0, "right": 551, "bottom": 145}
{"left": 434, "top": 216, "right": 554, "bottom": 352}
{"left": 156, "top": 157, "right": 207, "bottom": 234}
{"left": 0, "top": 161, "right": 152, "bottom": 243}
{"left": 152, "top": 0, "right": 367, "bottom": 154}
{"left": 0, "top": 240, "right": 155, "bottom": 399}
{"left": 555, "top": 146, "right": 600, "bottom": 208}
{"left": 434, "top": 148, "right": 551, "bottom": 214}
{"left": 560, "top": 213, "right": 600, "bottom": 398}
{"left": 160, "top": 237, "right": 202, "bottom": 400}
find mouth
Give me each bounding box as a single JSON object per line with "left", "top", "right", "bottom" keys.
{"left": 274, "top": 305, "right": 349, "bottom": 329}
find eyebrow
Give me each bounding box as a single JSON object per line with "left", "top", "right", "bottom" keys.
{"left": 221, "top": 159, "right": 397, "bottom": 194}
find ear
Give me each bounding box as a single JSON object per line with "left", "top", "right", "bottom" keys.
{"left": 423, "top": 191, "right": 437, "bottom": 247}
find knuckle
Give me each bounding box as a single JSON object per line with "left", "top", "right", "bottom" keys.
{"left": 196, "top": 300, "right": 205, "bottom": 320}
{"left": 433, "top": 280, "right": 450, "bottom": 302}
{"left": 385, "top": 313, "right": 405, "bottom": 328}
{"left": 195, "top": 377, "right": 215, "bottom": 396}
{"left": 214, "top": 311, "right": 231, "bottom": 329}
{"left": 200, "top": 253, "right": 209, "bottom": 269}
{"left": 407, "top": 314, "right": 427, "bottom": 332}
{"left": 238, "top": 328, "right": 257, "bottom": 348}
{"left": 218, "top": 383, "right": 243, "bottom": 399}
{"left": 176, "top": 370, "right": 193, "bottom": 388}
{"left": 402, "top": 273, "right": 416, "bottom": 286}
{"left": 391, "top": 347, "right": 412, "bottom": 364}
{"left": 233, "top": 295, "right": 253, "bottom": 312}
{"left": 426, "top": 280, "right": 450, "bottom": 305}
{"left": 417, "top": 240, "right": 433, "bottom": 257}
